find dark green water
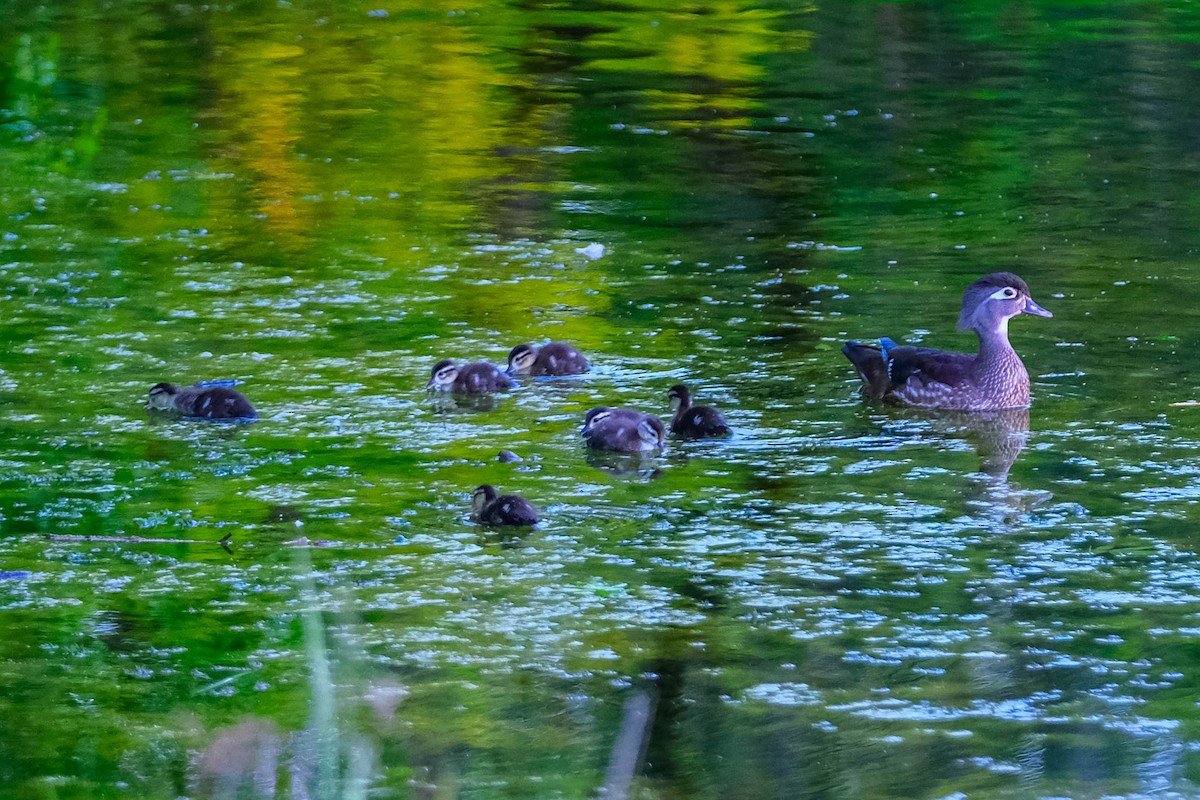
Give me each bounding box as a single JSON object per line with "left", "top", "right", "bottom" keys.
{"left": 5, "top": 1, "right": 1200, "bottom": 798}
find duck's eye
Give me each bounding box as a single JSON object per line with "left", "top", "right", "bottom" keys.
{"left": 1002, "top": 287, "right": 1017, "bottom": 298}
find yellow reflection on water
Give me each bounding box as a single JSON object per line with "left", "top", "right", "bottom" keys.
{"left": 218, "top": 39, "right": 311, "bottom": 237}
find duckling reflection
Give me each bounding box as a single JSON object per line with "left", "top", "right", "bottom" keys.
{"left": 584, "top": 449, "right": 665, "bottom": 480}
{"left": 192, "top": 718, "right": 282, "bottom": 800}
{"left": 428, "top": 392, "right": 503, "bottom": 414}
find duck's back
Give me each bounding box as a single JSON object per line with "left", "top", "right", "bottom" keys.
{"left": 531, "top": 343, "right": 588, "bottom": 376}
{"left": 844, "top": 342, "right": 977, "bottom": 408}
{"left": 671, "top": 406, "right": 731, "bottom": 438}
{"left": 177, "top": 386, "right": 258, "bottom": 419}
{"left": 885, "top": 346, "right": 979, "bottom": 409}
{"left": 480, "top": 494, "right": 539, "bottom": 525}
{"left": 455, "top": 363, "right": 514, "bottom": 394}
{"left": 584, "top": 413, "right": 663, "bottom": 452}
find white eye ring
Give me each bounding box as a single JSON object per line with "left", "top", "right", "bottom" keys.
{"left": 989, "top": 286, "right": 1019, "bottom": 300}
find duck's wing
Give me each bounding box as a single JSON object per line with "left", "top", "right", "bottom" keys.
{"left": 885, "top": 345, "right": 974, "bottom": 389}
{"left": 492, "top": 495, "right": 539, "bottom": 525}
{"left": 458, "top": 363, "right": 514, "bottom": 393}
{"left": 673, "top": 406, "right": 731, "bottom": 437}
{"left": 535, "top": 344, "right": 589, "bottom": 375}
{"left": 842, "top": 341, "right": 892, "bottom": 399}
{"left": 844, "top": 340, "right": 974, "bottom": 400}
{"left": 180, "top": 386, "right": 257, "bottom": 419}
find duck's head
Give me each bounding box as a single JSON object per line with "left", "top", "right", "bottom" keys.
{"left": 667, "top": 384, "right": 692, "bottom": 413}
{"left": 507, "top": 344, "right": 537, "bottom": 375}
{"left": 581, "top": 406, "right": 614, "bottom": 434}
{"left": 427, "top": 360, "right": 459, "bottom": 391}
{"left": 638, "top": 416, "right": 666, "bottom": 448}
{"left": 957, "top": 272, "right": 1052, "bottom": 335}
{"left": 146, "top": 382, "right": 179, "bottom": 410}
{"left": 471, "top": 484, "right": 498, "bottom": 517}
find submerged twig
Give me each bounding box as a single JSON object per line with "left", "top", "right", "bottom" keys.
{"left": 600, "top": 688, "right": 658, "bottom": 800}
{"left": 46, "top": 532, "right": 234, "bottom": 553}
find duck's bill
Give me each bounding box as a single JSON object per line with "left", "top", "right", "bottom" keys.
{"left": 1024, "top": 298, "right": 1053, "bottom": 318}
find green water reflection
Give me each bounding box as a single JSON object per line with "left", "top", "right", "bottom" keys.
{"left": 5, "top": 0, "right": 1200, "bottom": 798}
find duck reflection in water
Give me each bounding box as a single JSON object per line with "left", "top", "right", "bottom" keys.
{"left": 940, "top": 407, "right": 1031, "bottom": 479}
{"left": 893, "top": 406, "right": 1052, "bottom": 519}
{"left": 428, "top": 392, "right": 503, "bottom": 414}
{"left": 585, "top": 448, "right": 666, "bottom": 480}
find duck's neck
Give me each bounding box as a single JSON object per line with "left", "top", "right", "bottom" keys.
{"left": 974, "top": 319, "right": 1022, "bottom": 371}
{"left": 671, "top": 397, "right": 692, "bottom": 424}
{"left": 172, "top": 387, "right": 197, "bottom": 414}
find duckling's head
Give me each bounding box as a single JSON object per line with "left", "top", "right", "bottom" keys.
{"left": 667, "top": 384, "right": 692, "bottom": 413}
{"left": 427, "top": 360, "right": 459, "bottom": 391}
{"left": 507, "top": 344, "right": 537, "bottom": 375}
{"left": 958, "top": 273, "right": 1052, "bottom": 335}
{"left": 582, "top": 406, "right": 614, "bottom": 434}
{"left": 146, "top": 382, "right": 179, "bottom": 410}
{"left": 471, "top": 484, "right": 498, "bottom": 517}
{"left": 638, "top": 416, "right": 666, "bottom": 448}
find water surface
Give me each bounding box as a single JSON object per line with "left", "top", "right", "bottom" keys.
{"left": 4, "top": 1, "right": 1200, "bottom": 798}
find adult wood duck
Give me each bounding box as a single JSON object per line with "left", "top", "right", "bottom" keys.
{"left": 843, "top": 272, "right": 1052, "bottom": 411}
{"left": 582, "top": 406, "right": 666, "bottom": 452}
{"left": 666, "top": 384, "right": 731, "bottom": 438}
{"left": 146, "top": 382, "right": 258, "bottom": 420}
{"left": 507, "top": 342, "right": 589, "bottom": 376}
{"left": 471, "top": 484, "right": 539, "bottom": 526}
{"left": 427, "top": 359, "right": 514, "bottom": 394}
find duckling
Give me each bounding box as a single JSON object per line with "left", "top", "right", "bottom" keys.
{"left": 146, "top": 382, "right": 257, "bottom": 420}
{"left": 507, "top": 342, "right": 589, "bottom": 376}
{"left": 471, "top": 484, "right": 539, "bottom": 526}
{"left": 667, "top": 384, "right": 731, "bottom": 438}
{"left": 582, "top": 406, "right": 666, "bottom": 452}
{"left": 427, "top": 359, "right": 514, "bottom": 394}
{"left": 580, "top": 406, "right": 643, "bottom": 435}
